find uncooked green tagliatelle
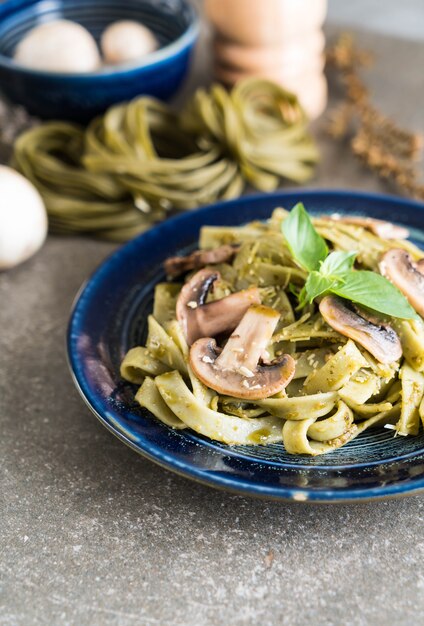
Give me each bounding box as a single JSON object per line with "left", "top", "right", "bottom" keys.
{"left": 12, "top": 79, "right": 317, "bottom": 241}
{"left": 120, "top": 204, "right": 424, "bottom": 455}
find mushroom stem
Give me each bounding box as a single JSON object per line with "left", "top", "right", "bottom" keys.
{"left": 189, "top": 305, "right": 296, "bottom": 399}
{"left": 216, "top": 305, "right": 280, "bottom": 373}
{"left": 176, "top": 268, "right": 261, "bottom": 345}
{"left": 194, "top": 288, "right": 260, "bottom": 338}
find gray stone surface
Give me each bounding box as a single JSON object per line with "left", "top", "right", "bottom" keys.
{"left": 328, "top": 0, "right": 424, "bottom": 42}
{"left": 1, "top": 26, "right": 424, "bottom": 626}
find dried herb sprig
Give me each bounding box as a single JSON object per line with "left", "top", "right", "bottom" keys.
{"left": 326, "top": 33, "right": 424, "bottom": 199}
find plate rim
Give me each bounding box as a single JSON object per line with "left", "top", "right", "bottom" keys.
{"left": 67, "top": 188, "right": 424, "bottom": 503}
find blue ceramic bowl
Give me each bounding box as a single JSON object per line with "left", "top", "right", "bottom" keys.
{"left": 67, "top": 190, "right": 424, "bottom": 503}
{"left": 0, "top": 0, "right": 199, "bottom": 121}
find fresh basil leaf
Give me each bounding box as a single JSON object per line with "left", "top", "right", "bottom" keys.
{"left": 319, "top": 250, "right": 357, "bottom": 277}
{"left": 282, "top": 202, "right": 328, "bottom": 272}
{"left": 332, "top": 271, "right": 420, "bottom": 320}
{"left": 304, "top": 272, "right": 336, "bottom": 303}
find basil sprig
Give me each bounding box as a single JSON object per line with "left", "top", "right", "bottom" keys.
{"left": 282, "top": 203, "right": 419, "bottom": 320}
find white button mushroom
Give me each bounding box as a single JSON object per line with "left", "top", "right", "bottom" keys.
{"left": 0, "top": 166, "right": 48, "bottom": 270}
{"left": 101, "top": 20, "right": 158, "bottom": 65}
{"left": 14, "top": 20, "right": 101, "bottom": 73}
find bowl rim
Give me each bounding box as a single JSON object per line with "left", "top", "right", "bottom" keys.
{"left": 0, "top": 0, "right": 200, "bottom": 78}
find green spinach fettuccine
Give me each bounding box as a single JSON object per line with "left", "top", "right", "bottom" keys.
{"left": 12, "top": 79, "right": 318, "bottom": 240}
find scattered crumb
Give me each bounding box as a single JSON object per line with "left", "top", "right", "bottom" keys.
{"left": 239, "top": 366, "right": 255, "bottom": 378}
{"left": 264, "top": 550, "right": 275, "bottom": 569}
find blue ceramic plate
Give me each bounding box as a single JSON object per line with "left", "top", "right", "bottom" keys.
{"left": 67, "top": 190, "right": 424, "bottom": 502}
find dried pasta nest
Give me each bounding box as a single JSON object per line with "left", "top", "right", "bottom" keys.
{"left": 12, "top": 79, "right": 318, "bottom": 241}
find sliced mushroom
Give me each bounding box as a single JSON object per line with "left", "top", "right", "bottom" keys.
{"left": 319, "top": 295, "right": 402, "bottom": 364}
{"left": 379, "top": 249, "right": 424, "bottom": 317}
{"left": 189, "top": 304, "right": 296, "bottom": 399}
{"left": 164, "top": 244, "right": 239, "bottom": 278}
{"left": 351, "top": 303, "right": 386, "bottom": 327}
{"left": 324, "top": 214, "right": 409, "bottom": 240}
{"left": 176, "top": 268, "right": 261, "bottom": 346}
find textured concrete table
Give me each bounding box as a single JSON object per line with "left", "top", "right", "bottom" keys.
{"left": 1, "top": 27, "right": 424, "bottom": 626}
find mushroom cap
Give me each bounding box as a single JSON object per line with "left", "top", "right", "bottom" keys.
{"left": 326, "top": 215, "right": 409, "bottom": 240}
{"left": 379, "top": 249, "right": 424, "bottom": 318}
{"left": 319, "top": 295, "right": 402, "bottom": 364}
{"left": 14, "top": 20, "right": 101, "bottom": 73}
{"left": 189, "top": 337, "right": 296, "bottom": 400}
{"left": 176, "top": 268, "right": 260, "bottom": 345}
{"left": 101, "top": 20, "right": 157, "bottom": 66}
{"left": 0, "top": 166, "right": 47, "bottom": 270}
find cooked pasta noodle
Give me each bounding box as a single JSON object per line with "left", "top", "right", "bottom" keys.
{"left": 120, "top": 208, "right": 424, "bottom": 455}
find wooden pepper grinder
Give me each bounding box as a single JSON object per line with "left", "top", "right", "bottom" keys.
{"left": 205, "top": 0, "right": 328, "bottom": 119}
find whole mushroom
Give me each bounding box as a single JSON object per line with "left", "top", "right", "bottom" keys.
{"left": 189, "top": 304, "right": 296, "bottom": 399}
{"left": 176, "top": 268, "right": 261, "bottom": 345}
{"left": 319, "top": 295, "right": 402, "bottom": 364}
{"left": 14, "top": 20, "right": 101, "bottom": 73}
{"left": 101, "top": 20, "right": 157, "bottom": 65}
{"left": 379, "top": 249, "right": 424, "bottom": 318}
{"left": 0, "top": 166, "right": 48, "bottom": 270}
